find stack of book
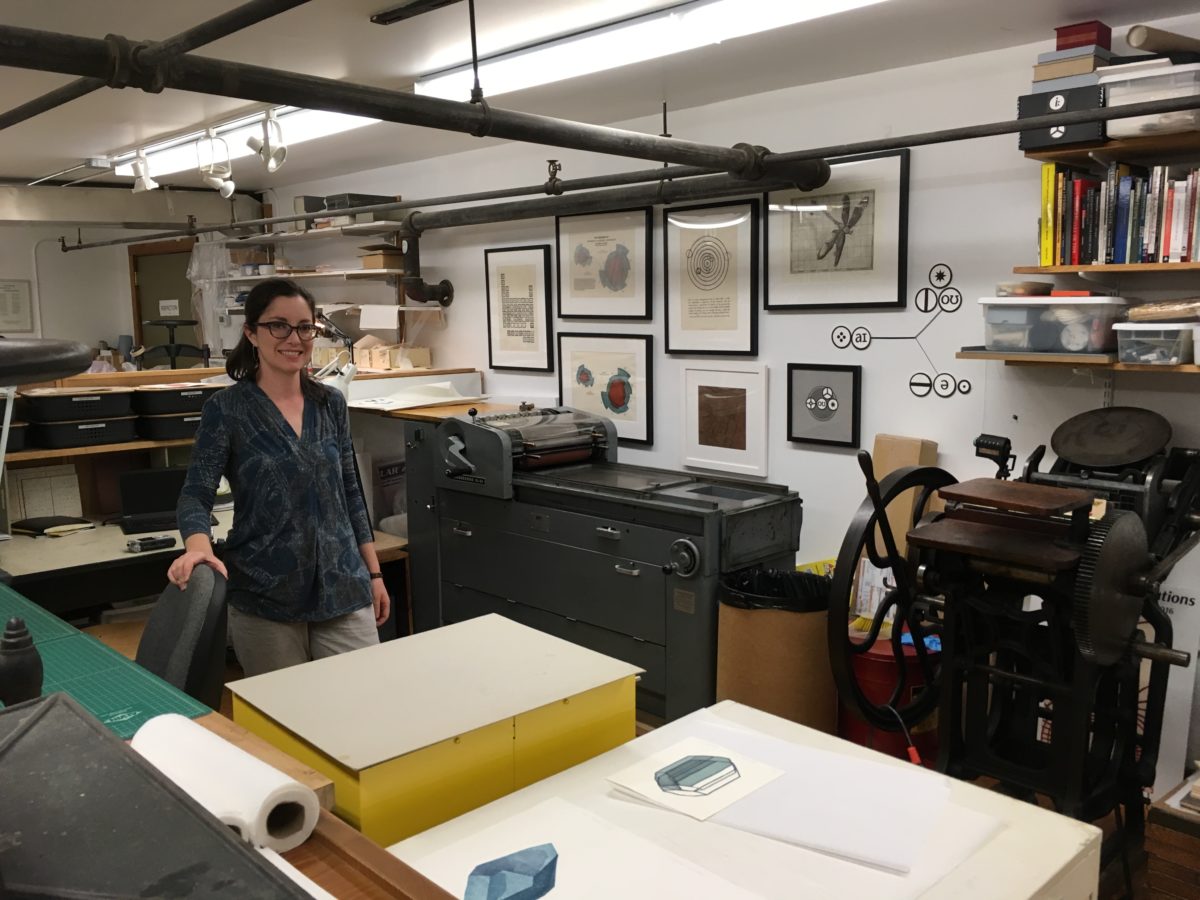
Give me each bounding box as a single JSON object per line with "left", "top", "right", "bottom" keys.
{"left": 1030, "top": 21, "right": 1114, "bottom": 95}
{"left": 1038, "top": 160, "right": 1200, "bottom": 266}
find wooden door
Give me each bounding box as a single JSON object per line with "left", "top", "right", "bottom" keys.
{"left": 128, "top": 238, "right": 196, "bottom": 351}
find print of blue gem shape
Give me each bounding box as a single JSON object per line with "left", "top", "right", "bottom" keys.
{"left": 573, "top": 244, "right": 593, "bottom": 267}
{"left": 655, "top": 755, "right": 740, "bottom": 796}
{"left": 599, "top": 244, "right": 631, "bottom": 292}
{"left": 464, "top": 843, "right": 558, "bottom": 900}
{"left": 601, "top": 368, "right": 632, "bottom": 414}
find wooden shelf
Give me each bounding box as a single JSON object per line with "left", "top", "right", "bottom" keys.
{"left": 8, "top": 438, "right": 194, "bottom": 463}
{"left": 956, "top": 348, "right": 1200, "bottom": 373}
{"left": 224, "top": 220, "right": 408, "bottom": 245}
{"left": 1024, "top": 132, "right": 1200, "bottom": 168}
{"left": 1013, "top": 262, "right": 1200, "bottom": 274}
{"left": 223, "top": 269, "right": 404, "bottom": 284}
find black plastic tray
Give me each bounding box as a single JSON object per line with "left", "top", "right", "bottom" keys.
{"left": 133, "top": 383, "right": 223, "bottom": 415}
{"left": 5, "top": 420, "right": 27, "bottom": 451}
{"left": 20, "top": 388, "right": 134, "bottom": 422}
{"left": 30, "top": 415, "right": 137, "bottom": 449}
{"left": 137, "top": 412, "right": 204, "bottom": 440}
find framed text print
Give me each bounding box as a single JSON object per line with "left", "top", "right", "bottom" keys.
{"left": 484, "top": 245, "right": 553, "bottom": 371}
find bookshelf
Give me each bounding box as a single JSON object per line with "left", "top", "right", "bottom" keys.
{"left": 1013, "top": 262, "right": 1200, "bottom": 274}
{"left": 956, "top": 349, "right": 1200, "bottom": 374}
{"left": 1024, "top": 132, "right": 1200, "bottom": 168}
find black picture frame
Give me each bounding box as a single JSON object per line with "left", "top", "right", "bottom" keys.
{"left": 786, "top": 363, "right": 862, "bottom": 448}
{"left": 764, "top": 149, "right": 909, "bottom": 311}
{"left": 557, "top": 331, "right": 654, "bottom": 446}
{"left": 484, "top": 245, "right": 554, "bottom": 372}
{"left": 663, "top": 198, "right": 760, "bottom": 356}
{"left": 555, "top": 207, "right": 653, "bottom": 320}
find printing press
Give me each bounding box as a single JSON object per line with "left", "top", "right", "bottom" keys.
{"left": 827, "top": 407, "right": 1200, "bottom": 860}
{"left": 402, "top": 406, "right": 801, "bottom": 720}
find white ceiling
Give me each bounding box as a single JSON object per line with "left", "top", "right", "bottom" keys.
{"left": 0, "top": 0, "right": 1197, "bottom": 193}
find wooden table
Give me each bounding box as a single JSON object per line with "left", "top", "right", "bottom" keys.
{"left": 1147, "top": 776, "right": 1200, "bottom": 898}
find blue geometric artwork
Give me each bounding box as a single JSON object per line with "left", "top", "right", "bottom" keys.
{"left": 599, "top": 244, "right": 631, "bottom": 292}
{"left": 654, "top": 755, "right": 740, "bottom": 796}
{"left": 600, "top": 368, "right": 632, "bottom": 414}
{"left": 463, "top": 843, "right": 558, "bottom": 900}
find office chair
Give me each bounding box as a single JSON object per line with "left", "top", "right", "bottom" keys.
{"left": 140, "top": 318, "right": 206, "bottom": 369}
{"left": 135, "top": 566, "right": 228, "bottom": 709}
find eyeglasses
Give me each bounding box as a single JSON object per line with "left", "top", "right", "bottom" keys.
{"left": 255, "top": 320, "right": 321, "bottom": 341}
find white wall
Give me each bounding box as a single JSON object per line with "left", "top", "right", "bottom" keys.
{"left": 275, "top": 14, "right": 1200, "bottom": 563}
{"left": 0, "top": 225, "right": 136, "bottom": 345}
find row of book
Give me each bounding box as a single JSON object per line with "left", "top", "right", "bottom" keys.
{"left": 1038, "top": 161, "right": 1200, "bottom": 266}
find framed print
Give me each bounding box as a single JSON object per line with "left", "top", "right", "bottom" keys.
{"left": 664, "top": 198, "right": 759, "bottom": 355}
{"left": 681, "top": 363, "right": 768, "bottom": 478}
{"left": 557, "top": 332, "right": 653, "bottom": 445}
{"left": 556, "top": 208, "right": 652, "bottom": 319}
{"left": 0, "top": 280, "right": 34, "bottom": 333}
{"left": 764, "top": 149, "right": 909, "bottom": 310}
{"left": 484, "top": 245, "right": 553, "bottom": 371}
{"left": 787, "top": 363, "right": 861, "bottom": 448}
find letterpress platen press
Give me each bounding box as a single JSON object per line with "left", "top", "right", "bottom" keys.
{"left": 828, "top": 407, "right": 1200, "bottom": 872}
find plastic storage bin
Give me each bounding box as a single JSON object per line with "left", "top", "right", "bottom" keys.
{"left": 132, "top": 383, "right": 222, "bottom": 415}
{"left": 136, "top": 413, "right": 203, "bottom": 440}
{"left": 1100, "top": 62, "right": 1200, "bottom": 138}
{"left": 1114, "top": 322, "right": 1196, "bottom": 365}
{"left": 979, "top": 297, "right": 1127, "bottom": 353}
{"left": 18, "top": 387, "right": 134, "bottom": 422}
{"left": 30, "top": 416, "right": 137, "bottom": 449}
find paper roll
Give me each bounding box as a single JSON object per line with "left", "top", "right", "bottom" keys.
{"left": 131, "top": 713, "right": 320, "bottom": 853}
{"left": 1127, "top": 24, "right": 1200, "bottom": 54}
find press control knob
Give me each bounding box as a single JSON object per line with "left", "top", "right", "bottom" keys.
{"left": 667, "top": 539, "right": 700, "bottom": 579}
{"left": 468, "top": 407, "right": 478, "bottom": 421}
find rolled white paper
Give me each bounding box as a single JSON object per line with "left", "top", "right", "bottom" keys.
{"left": 131, "top": 713, "right": 320, "bottom": 853}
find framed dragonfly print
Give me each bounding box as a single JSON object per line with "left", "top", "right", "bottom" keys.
{"left": 764, "top": 149, "right": 909, "bottom": 311}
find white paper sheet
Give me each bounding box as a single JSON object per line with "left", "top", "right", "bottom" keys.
{"left": 416, "top": 797, "right": 766, "bottom": 900}
{"left": 347, "top": 381, "right": 484, "bottom": 411}
{"left": 358, "top": 304, "right": 401, "bottom": 330}
{"left": 606, "top": 737, "right": 783, "bottom": 821}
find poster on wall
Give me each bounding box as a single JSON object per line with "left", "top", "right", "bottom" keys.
{"left": 484, "top": 245, "right": 553, "bottom": 371}
{"left": 786, "top": 363, "right": 861, "bottom": 448}
{"left": 664, "top": 199, "right": 759, "bottom": 355}
{"left": 681, "top": 363, "right": 768, "bottom": 478}
{"left": 0, "top": 280, "right": 34, "bottom": 333}
{"left": 557, "top": 332, "right": 653, "bottom": 445}
{"left": 764, "top": 149, "right": 909, "bottom": 311}
{"left": 556, "top": 208, "right": 652, "bottom": 320}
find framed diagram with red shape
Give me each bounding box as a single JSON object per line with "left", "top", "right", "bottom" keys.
{"left": 556, "top": 208, "right": 652, "bottom": 320}
{"left": 557, "top": 332, "right": 653, "bottom": 445}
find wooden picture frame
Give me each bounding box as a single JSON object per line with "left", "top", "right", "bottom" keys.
{"left": 664, "top": 198, "right": 759, "bottom": 355}
{"left": 484, "top": 245, "right": 553, "bottom": 371}
{"left": 786, "top": 363, "right": 861, "bottom": 448}
{"left": 556, "top": 208, "right": 652, "bottom": 320}
{"left": 557, "top": 332, "right": 653, "bottom": 445}
{"left": 764, "top": 149, "right": 909, "bottom": 311}
{"left": 681, "top": 362, "right": 768, "bottom": 477}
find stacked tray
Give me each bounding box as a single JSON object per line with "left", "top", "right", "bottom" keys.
{"left": 19, "top": 387, "right": 137, "bottom": 449}
{"left": 133, "top": 382, "right": 223, "bottom": 440}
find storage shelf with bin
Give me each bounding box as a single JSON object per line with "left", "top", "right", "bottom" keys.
{"left": 221, "top": 268, "right": 406, "bottom": 284}
{"left": 955, "top": 348, "right": 1200, "bottom": 374}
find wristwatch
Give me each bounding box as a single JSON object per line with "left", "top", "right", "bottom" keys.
{"left": 369, "top": 572, "right": 384, "bottom": 580}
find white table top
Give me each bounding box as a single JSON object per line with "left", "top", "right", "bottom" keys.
{"left": 228, "top": 614, "right": 643, "bottom": 771}
{"left": 0, "top": 509, "right": 234, "bottom": 579}
{"left": 392, "top": 701, "right": 1101, "bottom": 900}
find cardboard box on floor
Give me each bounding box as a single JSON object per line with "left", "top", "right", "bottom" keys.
{"left": 870, "top": 433, "right": 939, "bottom": 557}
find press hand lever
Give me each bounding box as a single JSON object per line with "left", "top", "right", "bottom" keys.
{"left": 443, "top": 435, "right": 475, "bottom": 477}
{"left": 1133, "top": 640, "right": 1191, "bottom": 667}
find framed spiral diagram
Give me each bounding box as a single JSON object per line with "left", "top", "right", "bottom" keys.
{"left": 557, "top": 332, "right": 654, "bottom": 445}
{"left": 664, "top": 198, "right": 760, "bottom": 355}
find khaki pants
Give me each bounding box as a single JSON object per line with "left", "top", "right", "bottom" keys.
{"left": 229, "top": 605, "right": 379, "bottom": 677}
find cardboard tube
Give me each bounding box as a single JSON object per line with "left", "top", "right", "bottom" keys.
{"left": 1127, "top": 24, "right": 1200, "bottom": 54}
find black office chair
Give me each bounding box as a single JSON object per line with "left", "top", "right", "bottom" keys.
{"left": 141, "top": 318, "right": 206, "bottom": 370}
{"left": 135, "top": 566, "right": 228, "bottom": 709}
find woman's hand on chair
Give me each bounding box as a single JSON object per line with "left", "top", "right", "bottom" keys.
{"left": 168, "top": 550, "right": 228, "bottom": 589}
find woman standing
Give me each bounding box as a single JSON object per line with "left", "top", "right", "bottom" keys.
{"left": 169, "top": 278, "right": 389, "bottom": 676}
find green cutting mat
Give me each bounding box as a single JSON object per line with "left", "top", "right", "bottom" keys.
{"left": 0, "top": 582, "right": 76, "bottom": 645}
{"left": 39, "top": 633, "right": 209, "bottom": 739}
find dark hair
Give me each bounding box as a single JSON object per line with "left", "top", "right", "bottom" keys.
{"left": 226, "top": 278, "right": 328, "bottom": 403}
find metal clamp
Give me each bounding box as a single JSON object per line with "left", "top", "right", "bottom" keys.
{"left": 595, "top": 526, "right": 621, "bottom": 539}
{"left": 614, "top": 563, "right": 640, "bottom": 577}
{"left": 452, "top": 526, "right": 473, "bottom": 538}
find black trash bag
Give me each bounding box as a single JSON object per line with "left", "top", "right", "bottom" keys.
{"left": 720, "top": 567, "right": 831, "bottom": 613}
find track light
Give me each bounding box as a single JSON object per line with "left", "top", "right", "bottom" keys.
{"left": 246, "top": 109, "right": 287, "bottom": 173}
{"left": 197, "top": 129, "right": 236, "bottom": 197}
{"left": 131, "top": 151, "right": 159, "bottom": 193}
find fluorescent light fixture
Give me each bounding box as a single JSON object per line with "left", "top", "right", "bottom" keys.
{"left": 667, "top": 211, "right": 750, "bottom": 230}
{"left": 769, "top": 204, "right": 829, "bottom": 212}
{"left": 113, "top": 108, "right": 378, "bottom": 179}
{"left": 415, "top": 0, "right": 890, "bottom": 101}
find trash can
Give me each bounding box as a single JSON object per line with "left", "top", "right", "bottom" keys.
{"left": 716, "top": 568, "right": 837, "bottom": 733}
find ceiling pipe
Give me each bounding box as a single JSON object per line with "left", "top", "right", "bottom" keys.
{"left": 0, "top": 0, "right": 314, "bottom": 133}
{"left": 0, "top": 24, "right": 810, "bottom": 182}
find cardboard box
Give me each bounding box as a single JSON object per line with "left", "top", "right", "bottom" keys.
{"left": 870, "top": 433, "right": 939, "bottom": 558}
{"left": 716, "top": 602, "right": 836, "bottom": 733}
{"left": 388, "top": 346, "right": 431, "bottom": 369}
{"left": 360, "top": 251, "right": 404, "bottom": 270}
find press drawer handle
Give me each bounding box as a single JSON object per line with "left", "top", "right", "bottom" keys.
{"left": 452, "top": 526, "right": 473, "bottom": 538}
{"left": 614, "top": 563, "right": 640, "bottom": 577}
{"left": 595, "top": 526, "right": 621, "bottom": 539}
